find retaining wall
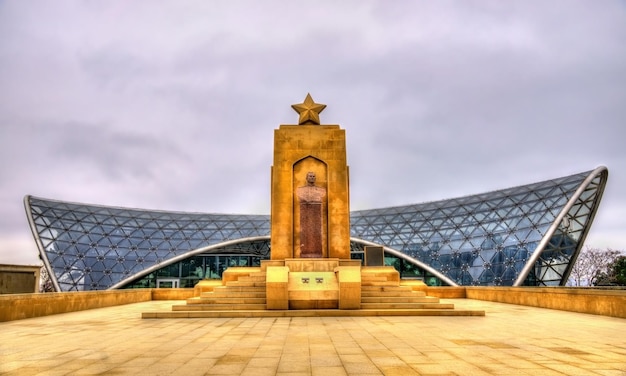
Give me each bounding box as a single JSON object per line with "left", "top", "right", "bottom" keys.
{"left": 0, "top": 289, "right": 152, "bottom": 322}
{"left": 2, "top": 286, "right": 625, "bottom": 322}
{"left": 462, "top": 286, "right": 626, "bottom": 319}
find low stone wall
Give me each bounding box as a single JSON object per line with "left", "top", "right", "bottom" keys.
{"left": 0, "top": 289, "right": 152, "bottom": 322}
{"left": 2, "top": 286, "right": 625, "bottom": 322}
{"left": 463, "top": 286, "right": 626, "bottom": 319}
{"left": 423, "top": 286, "right": 466, "bottom": 298}
{"left": 151, "top": 288, "right": 195, "bottom": 300}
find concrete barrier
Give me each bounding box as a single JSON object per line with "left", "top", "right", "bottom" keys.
{"left": 423, "top": 286, "right": 466, "bottom": 298}
{"left": 463, "top": 286, "right": 626, "bottom": 319}
{"left": 151, "top": 288, "right": 195, "bottom": 300}
{"left": 2, "top": 286, "right": 625, "bottom": 321}
{"left": 0, "top": 289, "right": 152, "bottom": 322}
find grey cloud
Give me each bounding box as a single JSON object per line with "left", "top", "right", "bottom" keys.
{"left": 1, "top": 1, "right": 626, "bottom": 266}
{"left": 79, "top": 49, "right": 159, "bottom": 91}
{"left": 24, "top": 121, "right": 187, "bottom": 181}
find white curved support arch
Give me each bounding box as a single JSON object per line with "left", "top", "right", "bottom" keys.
{"left": 23, "top": 195, "right": 62, "bottom": 292}
{"left": 109, "top": 236, "right": 271, "bottom": 289}
{"left": 513, "top": 166, "right": 608, "bottom": 286}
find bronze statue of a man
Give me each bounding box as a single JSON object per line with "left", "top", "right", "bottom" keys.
{"left": 296, "top": 172, "right": 326, "bottom": 258}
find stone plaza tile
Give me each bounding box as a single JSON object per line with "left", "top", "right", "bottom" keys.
{"left": 240, "top": 366, "right": 277, "bottom": 376}
{"left": 0, "top": 299, "right": 625, "bottom": 375}
{"left": 311, "top": 366, "right": 348, "bottom": 376}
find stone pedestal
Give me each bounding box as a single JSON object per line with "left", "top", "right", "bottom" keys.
{"left": 285, "top": 258, "right": 339, "bottom": 272}
{"left": 288, "top": 271, "right": 339, "bottom": 309}
{"left": 335, "top": 266, "right": 362, "bottom": 309}
{"left": 265, "top": 259, "right": 360, "bottom": 310}
{"left": 266, "top": 266, "right": 289, "bottom": 310}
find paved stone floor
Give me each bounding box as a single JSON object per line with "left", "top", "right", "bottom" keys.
{"left": 0, "top": 299, "right": 625, "bottom": 375}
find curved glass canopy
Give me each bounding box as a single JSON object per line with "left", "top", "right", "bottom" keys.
{"left": 25, "top": 167, "right": 607, "bottom": 291}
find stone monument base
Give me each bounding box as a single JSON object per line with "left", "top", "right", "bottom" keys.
{"left": 143, "top": 259, "right": 486, "bottom": 318}
{"left": 265, "top": 258, "right": 361, "bottom": 310}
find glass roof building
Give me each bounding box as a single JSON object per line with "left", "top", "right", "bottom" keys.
{"left": 25, "top": 167, "right": 607, "bottom": 292}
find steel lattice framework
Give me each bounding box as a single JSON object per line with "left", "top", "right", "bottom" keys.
{"left": 25, "top": 167, "right": 607, "bottom": 291}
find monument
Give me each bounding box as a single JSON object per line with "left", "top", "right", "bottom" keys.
{"left": 270, "top": 93, "right": 351, "bottom": 260}
{"left": 150, "top": 94, "right": 484, "bottom": 317}
{"left": 262, "top": 93, "right": 359, "bottom": 309}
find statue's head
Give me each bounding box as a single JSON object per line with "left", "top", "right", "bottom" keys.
{"left": 306, "top": 171, "right": 316, "bottom": 185}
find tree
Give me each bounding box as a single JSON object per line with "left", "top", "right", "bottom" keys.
{"left": 568, "top": 247, "right": 622, "bottom": 287}
{"left": 614, "top": 256, "right": 626, "bottom": 285}
{"left": 39, "top": 266, "right": 55, "bottom": 292}
{"left": 595, "top": 256, "right": 626, "bottom": 286}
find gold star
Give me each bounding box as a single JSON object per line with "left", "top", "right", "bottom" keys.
{"left": 291, "top": 93, "right": 326, "bottom": 125}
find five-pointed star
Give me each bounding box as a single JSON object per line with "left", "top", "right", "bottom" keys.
{"left": 291, "top": 93, "right": 327, "bottom": 125}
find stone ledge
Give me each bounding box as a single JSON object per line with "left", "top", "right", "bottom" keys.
{"left": 0, "top": 289, "right": 152, "bottom": 322}
{"left": 142, "top": 308, "right": 486, "bottom": 318}
{"left": 464, "top": 286, "right": 626, "bottom": 318}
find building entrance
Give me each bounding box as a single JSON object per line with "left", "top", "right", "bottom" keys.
{"left": 122, "top": 254, "right": 263, "bottom": 289}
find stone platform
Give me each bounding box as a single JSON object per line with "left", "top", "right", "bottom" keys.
{"left": 142, "top": 259, "right": 485, "bottom": 318}
{"left": 6, "top": 299, "right": 626, "bottom": 375}
{"left": 142, "top": 308, "right": 484, "bottom": 318}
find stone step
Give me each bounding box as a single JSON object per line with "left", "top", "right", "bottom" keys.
{"left": 187, "top": 297, "right": 266, "bottom": 305}
{"left": 360, "top": 302, "right": 454, "bottom": 310}
{"left": 211, "top": 286, "right": 265, "bottom": 293}
{"left": 361, "top": 296, "right": 440, "bottom": 304}
{"left": 360, "top": 276, "right": 389, "bottom": 282}
{"left": 361, "top": 286, "right": 424, "bottom": 295}
{"left": 172, "top": 303, "right": 267, "bottom": 311}
{"left": 361, "top": 285, "right": 415, "bottom": 292}
{"left": 202, "top": 291, "right": 266, "bottom": 299}
{"left": 361, "top": 281, "right": 401, "bottom": 286}
{"left": 361, "top": 291, "right": 427, "bottom": 299}
{"left": 225, "top": 281, "right": 266, "bottom": 287}
{"left": 143, "top": 308, "right": 486, "bottom": 319}
{"left": 236, "top": 275, "right": 267, "bottom": 282}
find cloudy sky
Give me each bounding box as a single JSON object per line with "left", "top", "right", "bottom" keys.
{"left": 1, "top": 1, "right": 625, "bottom": 265}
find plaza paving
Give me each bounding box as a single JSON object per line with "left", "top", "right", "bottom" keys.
{"left": 0, "top": 299, "right": 625, "bottom": 375}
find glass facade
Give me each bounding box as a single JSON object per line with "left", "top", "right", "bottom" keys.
{"left": 122, "top": 253, "right": 266, "bottom": 289}
{"left": 349, "top": 168, "right": 607, "bottom": 286}
{"left": 25, "top": 167, "right": 607, "bottom": 291}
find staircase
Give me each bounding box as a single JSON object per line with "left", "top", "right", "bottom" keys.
{"left": 172, "top": 271, "right": 266, "bottom": 312}
{"left": 361, "top": 285, "right": 453, "bottom": 310}
{"left": 360, "top": 272, "right": 454, "bottom": 311}
{"left": 143, "top": 265, "right": 485, "bottom": 318}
